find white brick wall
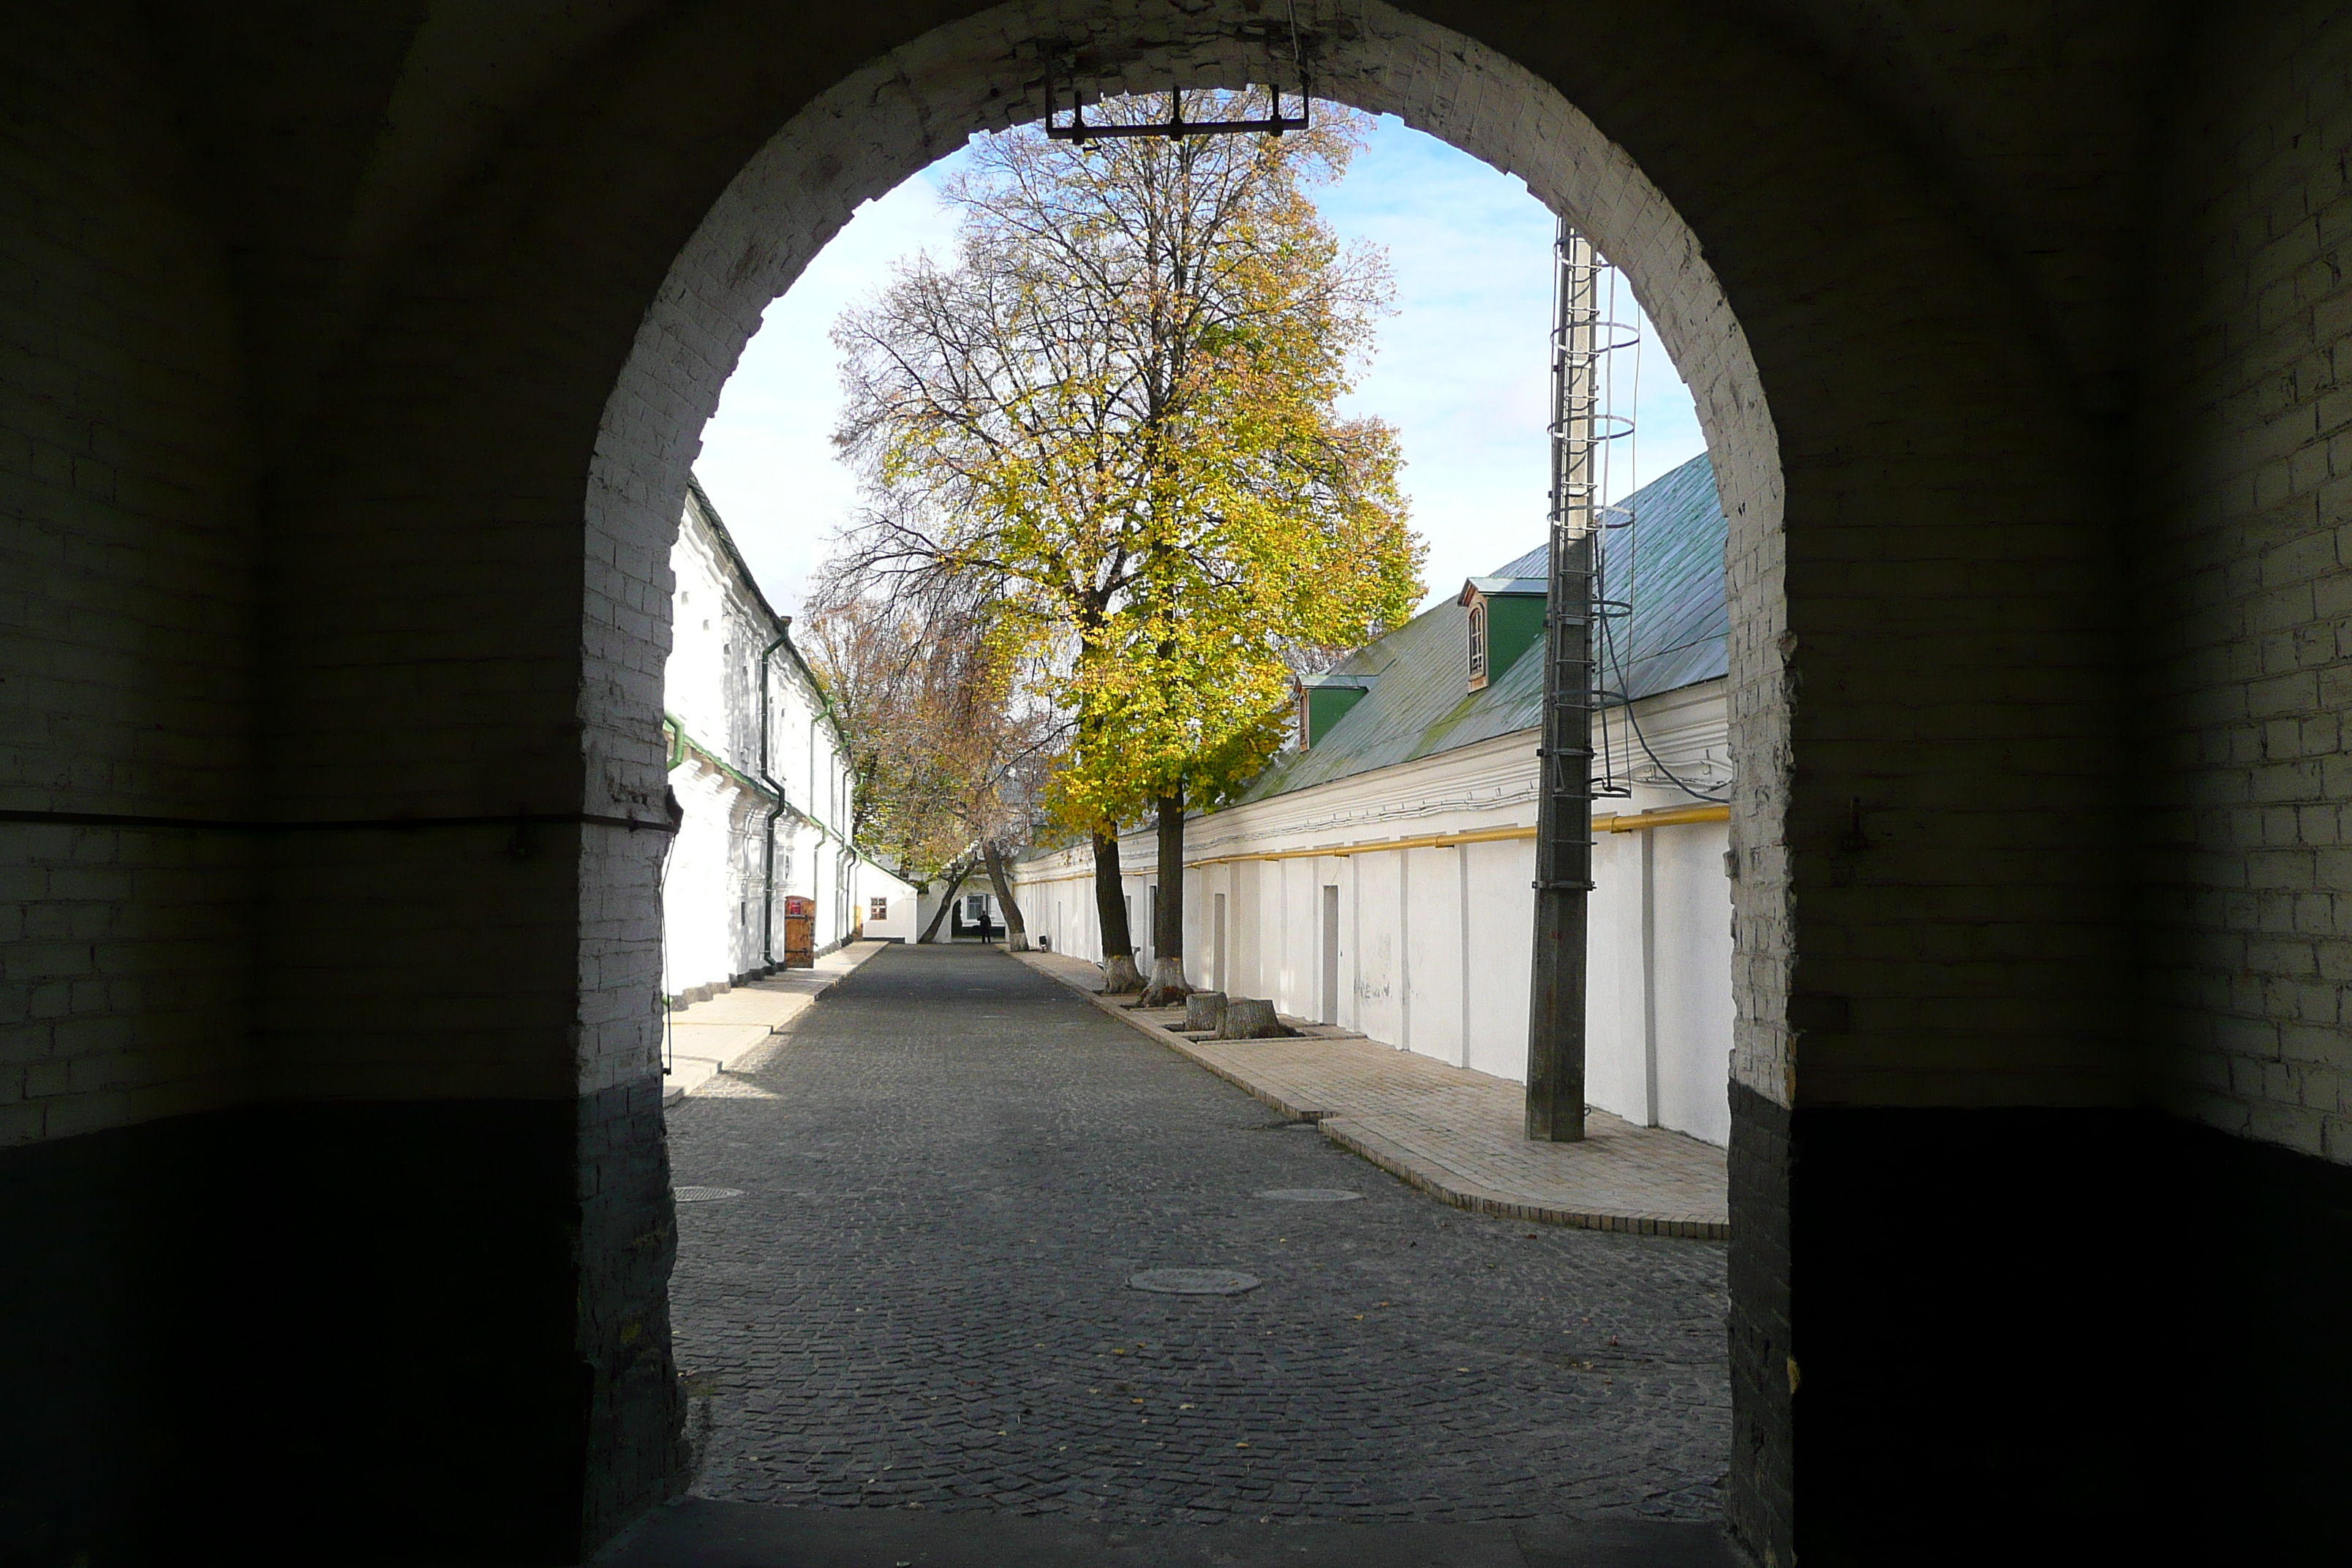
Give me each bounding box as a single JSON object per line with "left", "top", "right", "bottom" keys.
{"left": 2144, "top": 1, "right": 2352, "bottom": 1162}
{"left": 2, "top": 4, "right": 258, "bottom": 1144}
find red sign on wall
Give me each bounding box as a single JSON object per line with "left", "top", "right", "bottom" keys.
{"left": 783, "top": 895, "right": 813, "bottom": 917}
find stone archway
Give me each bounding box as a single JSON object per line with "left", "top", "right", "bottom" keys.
{"left": 587, "top": 15, "right": 1798, "bottom": 1532}
{"left": 8, "top": 1, "right": 2190, "bottom": 1562}
{"left": 569, "top": 3, "right": 2121, "bottom": 1561}
{"left": 584, "top": 0, "right": 1785, "bottom": 1166}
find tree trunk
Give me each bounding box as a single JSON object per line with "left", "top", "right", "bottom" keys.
{"left": 1093, "top": 828, "right": 1144, "bottom": 992}
{"left": 919, "top": 862, "right": 970, "bottom": 944}
{"left": 981, "top": 840, "right": 1030, "bottom": 952}
{"left": 1140, "top": 789, "right": 1191, "bottom": 1005}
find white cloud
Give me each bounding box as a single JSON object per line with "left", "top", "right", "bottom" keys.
{"left": 694, "top": 116, "right": 1707, "bottom": 619}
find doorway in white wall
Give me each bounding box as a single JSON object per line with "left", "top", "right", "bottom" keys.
{"left": 1321, "top": 884, "right": 1341, "bottom": 1027}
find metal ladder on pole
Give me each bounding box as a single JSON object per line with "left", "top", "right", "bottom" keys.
{"left": 1526, "top": 220, "right": 1633, "bottom": 1142}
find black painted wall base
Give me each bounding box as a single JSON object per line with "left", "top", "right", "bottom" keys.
{"left": 1727, "top": 1085, "right": 2352, "bottom": 1567}
{"left": 12, "top": 1084, "right": 2345, "bottom": 1564}
{"left": 0, "top": 1086, "right": 684, "bottom": 1567}
{"left": 2183, "top": 1124, "right": 2352, "bottom": 1566}
{"left": 1723, "top": 1086, "right": 1791, "bottom": 1560}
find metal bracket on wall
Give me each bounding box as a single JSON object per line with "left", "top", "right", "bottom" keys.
{"left": 1042, "top": 3, "right": 1311, "bottom": 142}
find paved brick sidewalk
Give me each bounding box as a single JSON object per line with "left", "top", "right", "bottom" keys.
{"left": 1015, "top": 951, "right": 1727, "bottom": 1240}
{"left": 663, "top": 943, "right": 1730, "bottom": 1529}
{"left": 663, "top": 941, "right": 891, "bottom": 1104}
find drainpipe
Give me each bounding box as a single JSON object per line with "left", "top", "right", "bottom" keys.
{"left": 757, "top": 619, "right": 791, "bottom": 972}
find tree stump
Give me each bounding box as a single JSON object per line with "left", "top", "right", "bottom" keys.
{"left": 1183, "top": 992, "right": 1227, "bottom": 1033}
{"left": 1139, "top": 954, "right": 1192, "bottom": 1007}
{"left": 1218, "top": 998, "right": 1291, "bottom": 1039}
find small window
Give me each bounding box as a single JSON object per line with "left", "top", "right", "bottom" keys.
{"left": 1466, "top": 595, "right": 1490, "bottom": 691}
{"left": 868, "top": 897, "right": 889, "bottom": 921}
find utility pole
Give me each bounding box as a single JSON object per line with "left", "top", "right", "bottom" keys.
{"left": 1526, "top": 219, "right": 1602, "bottom": 1142}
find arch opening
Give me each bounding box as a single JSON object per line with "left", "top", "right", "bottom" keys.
{"left": 20, "top": 1, "right": 2234, "bottom": 1563}
{"left": 587, "top": 0, "right": 1786, "bottom": 1117}
{"left": 598, "top": 1, "right": 1786, "bottom": 1556}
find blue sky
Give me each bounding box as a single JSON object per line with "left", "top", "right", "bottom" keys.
{"left": 695, "top": 114, "right": 1706, "bottom": 619}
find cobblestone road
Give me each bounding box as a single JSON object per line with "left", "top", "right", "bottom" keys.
{"left": 666, "top": 943, "right": 1730, "bottom": 1526}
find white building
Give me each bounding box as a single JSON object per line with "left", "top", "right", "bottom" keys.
{"left": 906, "top": 879, "right": 1008, "bottom": 944}
{"left": 1010, "top": 454, "right": 1735, "bottom": 1145}
{"left": 662, "top": 480, "right": 914, "bottom": 1000}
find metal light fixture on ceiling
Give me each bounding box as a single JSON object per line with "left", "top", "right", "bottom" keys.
{"left": 1043, "top": 2, "right": 1310, "bottom": 143}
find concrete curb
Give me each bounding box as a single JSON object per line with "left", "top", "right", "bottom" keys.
{"left": 1011, "top": 951, "right": 1728, "bottom": 1241}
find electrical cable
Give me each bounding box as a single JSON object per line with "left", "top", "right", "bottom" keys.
{"left": 1594, "top": 283, "right": 1730, "bottom": 806}
{"left": 1597, "top": 584, "right": 1731, "bottom": 804}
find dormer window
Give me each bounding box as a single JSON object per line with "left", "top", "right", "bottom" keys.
{"left": 1457, "top": 576, "right": 1548, "bottom": 693}
{"left": 1297, "top": 673, "right": 1376, "bottom": 750}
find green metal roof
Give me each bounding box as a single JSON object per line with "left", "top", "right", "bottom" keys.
{"left": 1230, "top": 451, "right": 1727, "bottom": 806}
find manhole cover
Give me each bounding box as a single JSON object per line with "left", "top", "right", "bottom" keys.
{"left": 1128, "top": 1268, "right": 1262, "bottom": 1296}
{"left": 1254, "top": 1188, "right": 1362, "bottom": 1202}
{"left": 673, "top": 1186, "right": 744, "bottom": 1202}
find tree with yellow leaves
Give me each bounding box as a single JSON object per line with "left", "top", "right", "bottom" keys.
{"left": 829, "top": 91, "right": 1422, "bottom": 993}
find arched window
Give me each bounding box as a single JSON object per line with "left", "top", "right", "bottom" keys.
{"left": 1466, "top": 595, "right": 1490, "bottom": 691}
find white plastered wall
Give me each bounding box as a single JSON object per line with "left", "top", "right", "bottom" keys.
{"left": 854, "top": 860, "right": 919, "bottom": 941}
{"left": 660, "top": 489, "right": 870, "bottom": 992}
{"left": 1012, "top": 679, "right": 1735, "bottom": 1144}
